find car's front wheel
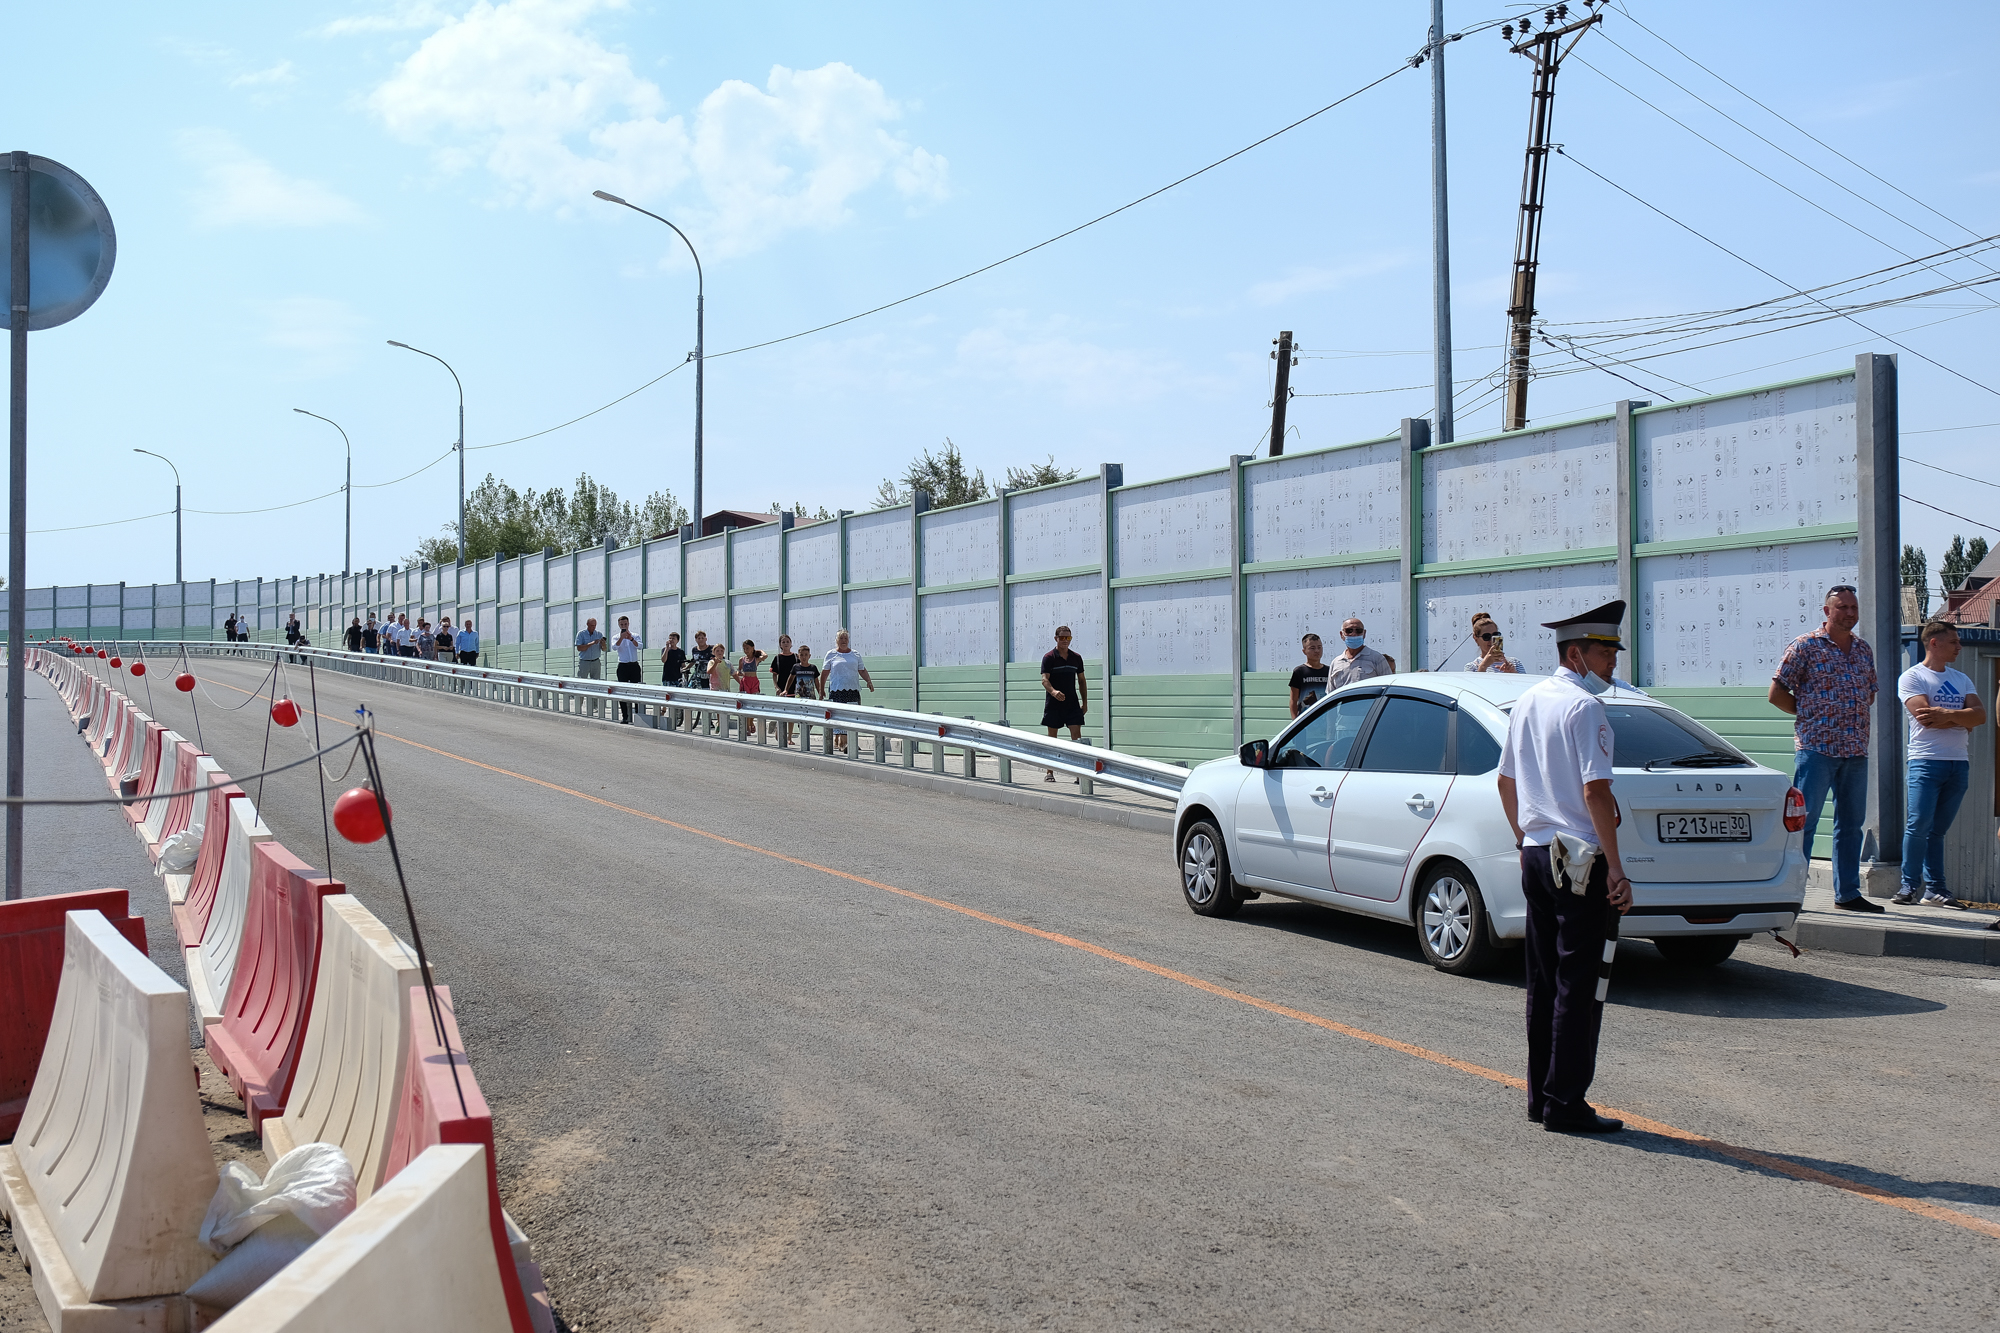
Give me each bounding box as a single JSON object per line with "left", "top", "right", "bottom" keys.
{"left": 1179, "top": 820, "right": 1242, "bottom": 918}
{"left": 1653, "top": 935, "right": 1741, "bottom": 967}
{"left": 1415, "top": 860, "right": 1496, "bottom": 974}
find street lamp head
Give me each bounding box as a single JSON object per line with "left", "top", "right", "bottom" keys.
{"left": 386, "top": 339, "right": 410, "bottom": 349}
{"left": 592, "top": 190, "right": 627, "bottom": 204}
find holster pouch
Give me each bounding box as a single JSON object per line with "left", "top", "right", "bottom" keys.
{"left": 1550, "top": 832, "right": 1602, "bottom": 897}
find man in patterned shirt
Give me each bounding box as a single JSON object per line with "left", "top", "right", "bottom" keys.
{"left": 1768, "top": 584, "right": 1884, "bottom": 913}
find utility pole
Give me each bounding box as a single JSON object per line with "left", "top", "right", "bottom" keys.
{"left": 1500, "top": 1, "right": 1604, "bottom": 432}
{"left": 1426, "top": 0, "right": 1455, "bottom": 444}
{"left": 1268, "top": 330, "right": 1295, "bottom": 456}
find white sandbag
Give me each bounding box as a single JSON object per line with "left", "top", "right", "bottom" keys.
{"left": 199, "top": 1143, "right": 358, "bottom": 1253}
{"left": 155, "top": 821, "right": 204, "bottom": 878}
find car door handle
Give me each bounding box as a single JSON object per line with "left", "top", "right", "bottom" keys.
{"left": 1311, "top": 786, "right": 1334, "bottom": 801}
{"left": 1406, "top": 793, "right": 1434, "bottom": 811}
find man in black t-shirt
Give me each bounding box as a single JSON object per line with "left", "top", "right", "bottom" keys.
{"left": 1289, "top": 633, "right": 1332, "bottom": 717}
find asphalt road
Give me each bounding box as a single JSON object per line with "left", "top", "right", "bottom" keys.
{"left": 39, "top": 656, "right": 2000, "bottom": 1330}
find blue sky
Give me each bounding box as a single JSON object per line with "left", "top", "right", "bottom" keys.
{"left": 11, "top": 0, "right": 1998, "bottom": 592}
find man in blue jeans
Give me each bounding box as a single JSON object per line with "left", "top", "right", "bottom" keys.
{"left": 1896, "top": 620, "right": 1986, "bottom": 908}
{"left": 1769, "top": 584, "right": 1883, "bottom": 913}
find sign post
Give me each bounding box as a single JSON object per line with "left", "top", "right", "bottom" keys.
{"left": 4, "top": 154, "right": 117, "bottom": 898}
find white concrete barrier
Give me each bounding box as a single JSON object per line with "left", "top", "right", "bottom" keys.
{"left": 264, "top": 896, "right": 424, "bottom": 1200}
{"left": 0, "top": 911, "right": 218, "bottom": 1327}
{"left": 164, "top": 757, "right": 230, "bottom": 906}
{"left": 206, "top": 1145, "right": 513, "bottom": 1333}
{"left": 184, "top": 797, "right": 273, "bottom": 1027}
{"left": 137, "top": 729, "right": 186, "bottom": 847}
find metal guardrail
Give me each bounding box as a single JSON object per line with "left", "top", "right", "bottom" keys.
{"left": 61, "top": 640, "right": 1191, "bottom": 804}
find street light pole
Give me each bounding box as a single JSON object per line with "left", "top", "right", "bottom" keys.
{"left": 592, "top": 190, "right": 703, "bottom": 532}
{"left": 292, "top": 409, "right": 352, "bottom": 576}
{"left": 386, "top": 340, "right": 466, "bottom": 562}
{"left": 1427, "top": 0, "right": 1456, "bottom": 445}
{"left": 132, "top": 448, "right": 181, "bottom": 583}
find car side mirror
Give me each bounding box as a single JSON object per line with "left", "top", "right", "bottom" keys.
{"left": 1239, "top": 739, "right": 1268, "bottom": 769}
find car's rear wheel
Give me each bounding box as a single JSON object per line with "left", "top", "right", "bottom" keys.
{"left": 1179, "top": 820, "right": 1242, "bottom": 918}
{"left": 1653, "top": 935, "right": 1741, "bottom": 967}
{"left": 1415, "top": 860, "right": 1496, "bottom": 975}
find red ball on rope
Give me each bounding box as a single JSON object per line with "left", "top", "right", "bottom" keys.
{"left": 333, "top": 787, "right": 390, "bottom": 843}
{"left": 109, "top": 657, "right": 122, "bottom": 669}
{"left": 130, "top": 662, "right": 146, "bottom": 677}
{"left": 97, "top": 649, "right": 107, "bottom": 659}
{"left": 174, "top": 672, "right": 197, "bottom": 693}
{"left": 270, "top": 698, "right": 300, "bottom": 728}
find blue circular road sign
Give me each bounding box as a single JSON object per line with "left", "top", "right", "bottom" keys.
{"left": 4, "top": 154, "right": 117, "bottom": 331}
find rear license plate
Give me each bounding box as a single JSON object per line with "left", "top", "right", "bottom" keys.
{"left": 1657, "top": 812, "right": 1751, "bottom": 842}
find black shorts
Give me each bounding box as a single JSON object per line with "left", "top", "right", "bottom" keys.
{"left": 829, "top": 689, "right": 862, "bottom": 704}
{"left": 1042, "top": 697, "right": 1086, "bottom": 729}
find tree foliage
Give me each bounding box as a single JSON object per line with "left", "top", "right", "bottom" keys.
{"left": 1004, "top": 455, "right": 1085, "bottom": 490}
{"left": 407, "top": 473, "right": 689, "bottom": 566}
{"left": 1900, "top": 543, "right": 1930, "bottom": 619}
{"left": 875, "top": 439, "right": 989, "bottom": 509}
{"left": 872, "top": 441, "right": 1083, "bottom": 510}
{"left": 1940, "top": 534, "right": 1990, "bottom": 593}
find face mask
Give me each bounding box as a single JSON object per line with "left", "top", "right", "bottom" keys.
{"left": 1578, "top": 670, "right": 1611, "bottom": 695}
{"left": 1343, "top": 635, "right": 1365, "bottom": 651}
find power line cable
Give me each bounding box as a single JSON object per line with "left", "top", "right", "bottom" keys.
{"left": 701, "top": 63, "right": 1414, "bottom": 366}
{"left": 1903, "top": 456, "right": 2000, "bottom": 491}
{"left": 1610, "top": 5, "right": 1993, "bottom": 250}
{"left": 1571, "top": 53, "right": 2000, "bottom": 319}
{"left": 1902, "top": 494, "right": 1999, "bottom": 534}
{"left": 1593, "top": 26, "right": 2000, "bottom": 283}
{"left": 1554, "top": 147, "right": 2000, "bottom": 400}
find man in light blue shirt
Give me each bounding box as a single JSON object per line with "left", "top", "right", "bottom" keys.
{"left": 454, "top": 620, "right": 480, "bottom": 666}
{"left": 612, "top": 614, "right": 643, "bottom": 723}
{"left": 574, "top": 617, "right": 607, "bottom": 680}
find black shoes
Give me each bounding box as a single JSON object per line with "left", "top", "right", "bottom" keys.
{"left": 1544, "top": 1113, "right": 1625, "bottom": 1135}
{"left": 1832, "top": 897, "right": 1885, "bottom": 913}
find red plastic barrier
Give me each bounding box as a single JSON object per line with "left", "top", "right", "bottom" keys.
{"left": 206, "top": 843, "right": 343, "bottom": 1128}
{"left": 154, "top": 740, "right": 206, "bottom": 858}
{"left": 383, "top": 986, "right": 538, "bottom": 1333}
{"left": 126, "top": 722, "right": 166, "bottom": 825}
{"left": 0, "top": 891, "right": 149, "bottom": 1140}
{"left": 170, "top": 777, "right": 246, "bottom": 948}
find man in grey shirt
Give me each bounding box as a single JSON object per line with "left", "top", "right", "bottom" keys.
{"left": 1328, "top": 616, "right": 1395, "bottom": 687}
{"left": 575, "top": 617, "right": 607, "bottom": 680}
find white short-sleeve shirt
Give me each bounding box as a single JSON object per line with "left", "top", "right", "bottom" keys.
{"left": 1498, "top": 667, "right": 1617, "bottom": 846}
{"left": 1899, "top": 663, "right": 1976, "bottom": 763}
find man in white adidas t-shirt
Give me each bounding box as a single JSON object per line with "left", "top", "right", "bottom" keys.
{"left": 1895, "top": 620, "right": 1987, "bottom": 908}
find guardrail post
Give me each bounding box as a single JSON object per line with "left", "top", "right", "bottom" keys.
{"left": 996, "top": 722, "right": 1011, "bottom": 785}
{"left": 930, "top": 717, "right": 944, "bottom": 773}
{"left": 872, "top": 731, "right": 886, "bottom": 764}
{"left": 962, "top": 717, "right": 976, "bottom": 779}
{"left": 1080, "top": 737, "right": 1095, "bottom": 796}
{"left": 900, "top": 734, "right": 915, "bottom": 769}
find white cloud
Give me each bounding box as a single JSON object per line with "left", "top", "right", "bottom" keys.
{"left": 230, "top": 60, "right": 296, "bottom": 88}
{"left": 953, "top": 315, "right": 1190, "bottom": 407}
{"left": 366, "top": 0, "right": 946, "bottom": 254}
{"left": 315, "top": 3, "right": 451, "bottom": 36}
{"left": 1249, "top": 254, "right": 1411, "bottom": 306}
{"left": 180, "top": 130, "right": 366, "bottom": 228}
{"left": 259, "top": 297, "right": 367, "bottom": 377}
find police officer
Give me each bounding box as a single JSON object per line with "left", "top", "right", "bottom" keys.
{"left": 1496, "top": 599, "right": 1633, "bottom": 1134}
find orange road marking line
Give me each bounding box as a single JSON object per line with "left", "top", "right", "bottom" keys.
{"left": 190, "top": 667, "right": 2000, "bottom": 1244}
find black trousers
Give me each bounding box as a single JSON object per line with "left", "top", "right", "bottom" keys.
{"left": 1521, "top": 843, "right": 1612, "bottom": 1123}
{"left": 615, "top": 661, "right": 642, "bottom": 720}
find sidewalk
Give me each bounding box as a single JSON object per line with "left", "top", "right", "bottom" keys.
{"left": 1793, "top": 863, "right": 2000, "bottom": 965}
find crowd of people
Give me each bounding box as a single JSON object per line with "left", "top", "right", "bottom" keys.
{"left": 327, "top": 611, "right": 483, "bottom": 665}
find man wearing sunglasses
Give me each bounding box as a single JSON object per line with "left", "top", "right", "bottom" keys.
{"left": 1769, "top": 584, "right": 1883, "bottom": 913}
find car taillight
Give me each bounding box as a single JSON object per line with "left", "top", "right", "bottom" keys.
{"left": 1784, "top": 787, "right": 1806, "bottom": 833}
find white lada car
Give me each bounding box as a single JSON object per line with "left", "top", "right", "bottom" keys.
{"left": 1173, "top": 673, "right": 1808, "bottom": 974}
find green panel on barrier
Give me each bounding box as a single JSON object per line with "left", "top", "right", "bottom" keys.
{"left": 1648, "top": 686, "right": 1825, "bottom": 855}
{"left": 1243, "top": 673, "right": 1296, "bottom": 743}
{"left": 851, "top": 654, "right": 914, "bottom": 713}
{"left": 1005, "top": 661, "right": 1103, "bottom": 735}
{"left": 1109, "top": 674, "right": 1233, "bottom": 765}
{"left": 917, "top": 664, "right": 1002, "bottom": 722}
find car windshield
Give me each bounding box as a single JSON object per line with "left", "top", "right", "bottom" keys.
{"left": 1599, "top": 703, "right": 1752, "bottom": 769}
